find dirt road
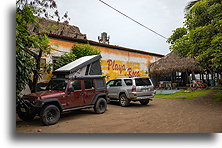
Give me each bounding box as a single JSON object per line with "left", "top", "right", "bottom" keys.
{"left": 16, "top": 93, "right": 221, "bottom": 133}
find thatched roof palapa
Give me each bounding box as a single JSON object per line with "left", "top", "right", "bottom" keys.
{"left": 149, "top": 52, "right": 202, "bottom": 76}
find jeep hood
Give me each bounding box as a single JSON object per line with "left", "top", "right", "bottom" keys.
{"left": 25, "top": 90, "right": 65, "bottom": 99}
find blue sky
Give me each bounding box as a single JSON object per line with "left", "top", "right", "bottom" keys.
{"left": 56, "top": 0, "right": 190, "bottom": 55}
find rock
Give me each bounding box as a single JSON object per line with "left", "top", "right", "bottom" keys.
{"left": 37, "top": 129, "right": 42, "bottom": 132}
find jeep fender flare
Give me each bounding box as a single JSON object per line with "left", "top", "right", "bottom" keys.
{"left": 92, "top": 93, "right": 107, "bottom": 104}
{"left": 40, "top": 98, "right": 63, "bottom": 111}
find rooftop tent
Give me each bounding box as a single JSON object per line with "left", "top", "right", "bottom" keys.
{"left": 53, "top": 55, "right": 102, "bottom": 78}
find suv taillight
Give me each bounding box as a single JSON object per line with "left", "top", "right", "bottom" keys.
{"left": 132, "top": 85, "right": 136, "bottom": 92}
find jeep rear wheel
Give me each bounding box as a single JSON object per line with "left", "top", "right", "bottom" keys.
{"left": 94, "top": 98, "right": 107, "bottom": 114}
{"left": 40, "top": 105, "right": 60, "bottom": 126}
{"left": 140, "top": 100, "right": 149, "bottom": 105}
{"left": 119, "top": 94, "right": 130, "bottom": 107}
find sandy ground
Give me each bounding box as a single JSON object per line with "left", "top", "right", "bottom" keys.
{"left": 16, "top": 92, "right": 221, "bottom": 133}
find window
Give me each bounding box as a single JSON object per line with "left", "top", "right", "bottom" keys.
{"left": 107, "top": 80, "right": 115, "bottom": 86}
{"left": 95, "top": 78, "right": 105, "bottom": 89}
{"left": 69, "top": 80, "right": 81, "bottom": 91}
{"left": 84, "top": 80, "right": 94, "bottom": 89}
{"left": 115, "top": 80, "right": 122, "bottom": 86}
{"left": 124, "top": 79, "right": 132, "bottom": 86}
{"left": 46, "top": 80, "right": 68, "bottom": 91}
{"left": 107, "top": 79, "right": 122, "bottom": 87}
{"left": 135, "top": 78, "right": 151, "bottom": 86}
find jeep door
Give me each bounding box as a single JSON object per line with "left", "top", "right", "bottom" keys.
{"left": 67, "top": 80, "right": 84, "bottom": 108}
{"left": 82, "top": 79, "right": 96, "bottom": 105}
{"left": 106, "top": 79, "right": 122, "bottom": 99}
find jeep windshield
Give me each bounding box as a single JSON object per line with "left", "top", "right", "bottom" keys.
{"left": 46, "top": 79, "right": 68, "bottom": 91}
{"left": 135, "top": 78, "right": 151, "bottom": 86}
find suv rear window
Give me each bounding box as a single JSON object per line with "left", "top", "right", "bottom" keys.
{"left": 94, "top": 78, "right": 106, "bottom": 89}
{"left": 124, "top": 79, "right": 132, "bottom": 86}
{"left": 135, "top": 78, "right": 151, "bottom": 86}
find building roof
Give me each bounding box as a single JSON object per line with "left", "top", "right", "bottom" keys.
{"left": 48, "top": 34, "right": 164, "bottom": 57}
{"left": 34, "top": 18, "right": 164, "bottom": 57}
{"left": 149, "top": 52, "right": 202, "bottom": 76}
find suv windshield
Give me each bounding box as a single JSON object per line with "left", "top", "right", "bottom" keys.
{"left": 135, "top": 78, "right": 151, "bottom": 86}
{"left": 46, "top": 79, "right": 68, "bottom": 91}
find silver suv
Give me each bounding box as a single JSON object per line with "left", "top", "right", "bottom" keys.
{"left": 106, "top": 77, "right": 155, "bottom": 107}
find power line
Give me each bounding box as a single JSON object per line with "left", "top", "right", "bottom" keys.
{"left": 99, "top": 0, "right": 167, "bottom": 40}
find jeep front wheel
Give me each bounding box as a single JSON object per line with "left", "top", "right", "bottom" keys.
{"left": 17, "top": 108, "right": 35, "bottom": 121}
{"left": 94, "top": 98, "right": 107, "bottom": 114}
{"left": 119, "top": 94, "right": 130, "bottom": 107}
{"left": 40, "top": 105, "right": 60, "bottom": 126}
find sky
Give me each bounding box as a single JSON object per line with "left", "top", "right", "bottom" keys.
{"left": 56, "top": 0, "right": 190, "bottom": 55}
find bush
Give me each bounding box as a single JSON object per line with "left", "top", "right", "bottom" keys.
{"left": 71, "top": 44, "right": 100, "bottom": 59}
{"left": 54, "top": 44, "right": 100, "bottom": 70}
{"left": 54, "top": 52, "right": 76, "bottom": 70}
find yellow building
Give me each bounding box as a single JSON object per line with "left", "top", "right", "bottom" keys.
{"left": 41, "top": 34, "right": 163, "bottom": 82}
{"left": 35, "top": 19, "right": 163, "bottom": 82}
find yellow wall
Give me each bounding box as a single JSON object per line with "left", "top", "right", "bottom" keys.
{"left": 40, "top": 38, "right": 160, "bottom": 82}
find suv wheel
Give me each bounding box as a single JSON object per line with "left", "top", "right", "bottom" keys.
{"left": 107, "top": 97, "right": 111, "bottom": 104}
{"left": 17, "top": 108, "right": 35, "bottom": 121}
{"left": 94, "top": 98, "right": 107, "bottom": 114}
{"left": 119, "top": 94, "right": 130, "bottom": 107}
{"left": 40, "top": 105, "right": 60, "bottom": 125}
{"left": 140, "top": 100, "right": 149, "bottom": 105}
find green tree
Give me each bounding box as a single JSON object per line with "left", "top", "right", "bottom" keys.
{"left": 16, "top": 0, "right": 69, "bottom": 96}
{"left": 167, "top": 0, "right": 221, "bottom": 75}
{"left": 71, "top": 44, "right": 101, "bottom": 59}
{"left": 185, "top": 0, "right": 201, "bottom": 12}
{"left": 54, "top": 52, "right": 76, "bottom": 70}
{"left": 54, "top": 44, "right": 100, "bottom": 70}
{"left": 16, "top": 5, "right": 37, "bottom": 97}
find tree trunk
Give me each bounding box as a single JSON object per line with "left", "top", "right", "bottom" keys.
{"left": 31, "top": 50, "right": 43, "bottom": 93}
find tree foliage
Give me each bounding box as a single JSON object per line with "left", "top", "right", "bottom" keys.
{"left": 71, "top": 44, "right": 101, "bottom": 59}
{"left": 167, "top": 0, "right": 221, "bottom": 74}
{"left": 54, "top": 52, "right": 76, "bottom": 70}
{"left": 16, "top": 0, "right": 70, "bottom": 96}
{"left": 54, "top": 44, "right": 100, "bottom": 70}
{"left": 16, "top": 5, "right": 36, "bottom": 97}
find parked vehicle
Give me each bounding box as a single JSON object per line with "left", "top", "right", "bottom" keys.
{"left": 16, "top": 75, "right": 107, "bottom": 125}
{"left": 106, "top": 77, "right": 155, "bottom": 107}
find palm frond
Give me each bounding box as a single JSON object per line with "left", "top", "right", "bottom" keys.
{"left": 185, "top": 0, "right": 200, "bottom": 13}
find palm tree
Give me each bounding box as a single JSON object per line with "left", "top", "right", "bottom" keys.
{"left": 185, "top": 0, "right": 201, "bottom": 12}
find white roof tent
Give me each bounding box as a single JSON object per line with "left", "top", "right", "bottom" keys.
{"left": 53, "top": 55, "right": 102, "bottom": 78}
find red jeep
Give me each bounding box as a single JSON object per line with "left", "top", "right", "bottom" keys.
{"left": 17, "top": 75, "right": 107, "bottom": 125}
